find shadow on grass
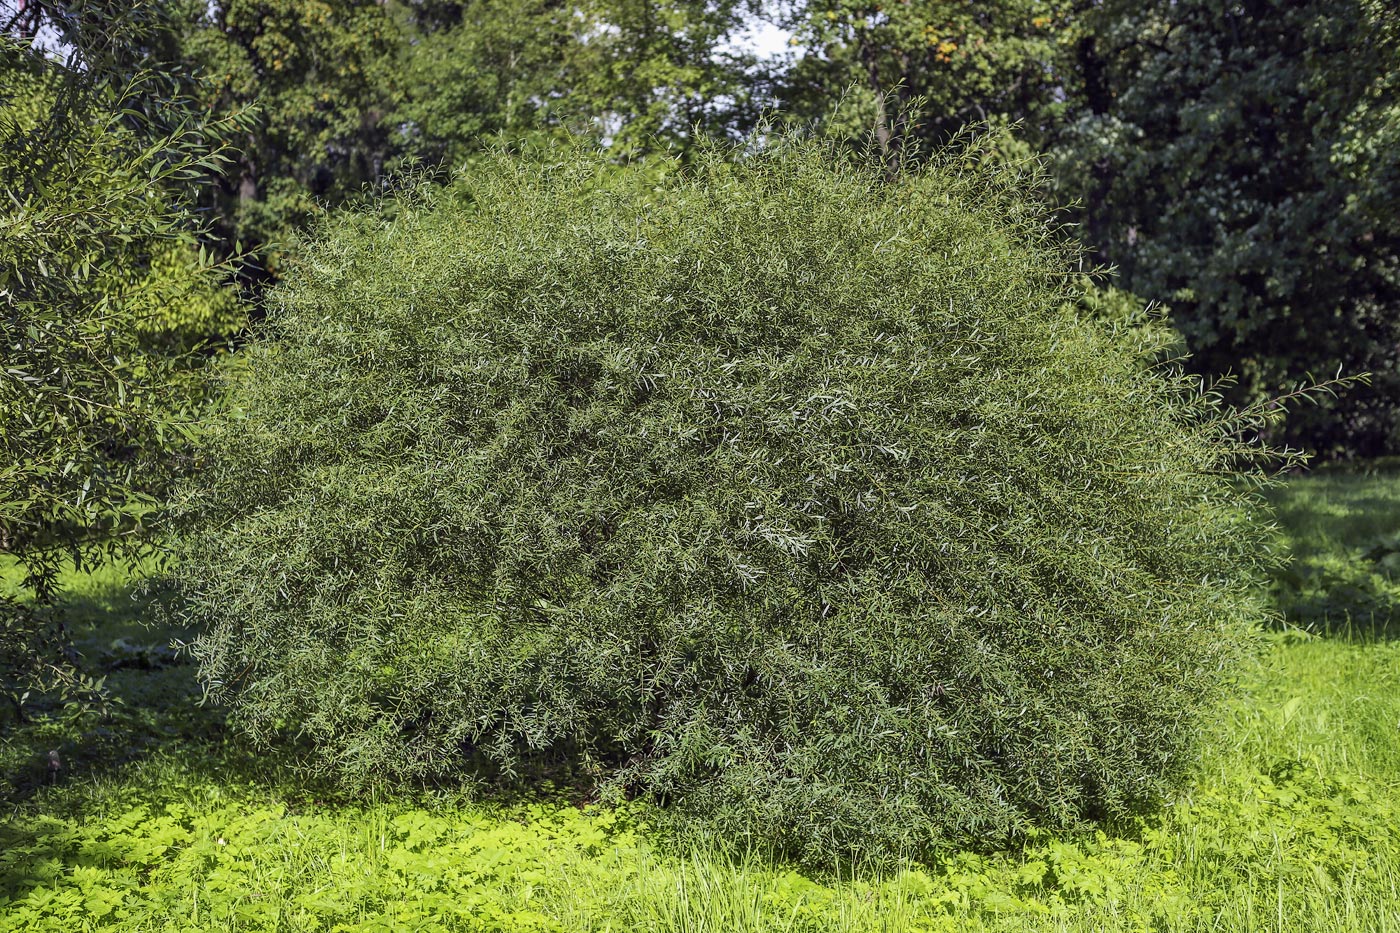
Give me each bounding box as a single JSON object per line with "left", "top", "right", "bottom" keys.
{"left": 1264, "top": 468, "right": 1400, "bottom": 640}
{"left": 2, "top": 565, "right": 571, "bottom": 820}
{"left": 1, "top": 565, "right": 351, "bottom": 813}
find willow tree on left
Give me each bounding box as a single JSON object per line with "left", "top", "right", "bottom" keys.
{"left": 0, "top": 5, "right": 249, "bottom": 723}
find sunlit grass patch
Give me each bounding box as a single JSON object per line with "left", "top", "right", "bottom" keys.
{"left": 3, "top": 644, "right": 1398, "bottom": 933}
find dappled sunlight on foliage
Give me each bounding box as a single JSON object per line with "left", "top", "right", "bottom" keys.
{"left": 0, "top": 26, "right": 250, "bottom": 721}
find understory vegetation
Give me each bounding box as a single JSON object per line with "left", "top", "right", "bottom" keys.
{"left": 2, "top": 470, "right": 1397, "bottom": 931}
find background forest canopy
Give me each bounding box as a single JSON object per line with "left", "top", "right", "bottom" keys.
{"left": 4, "top": 0, "right": 1399, "bottom": 459}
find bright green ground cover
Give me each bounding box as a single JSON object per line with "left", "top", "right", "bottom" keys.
{"left": 2, "top": 470, "right": 1399, "bottom": 932}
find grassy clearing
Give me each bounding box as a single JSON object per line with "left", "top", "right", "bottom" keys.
{"left": 3, "top": 471, "right": 1400, "bottom": 931}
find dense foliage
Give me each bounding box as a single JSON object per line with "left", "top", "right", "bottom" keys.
{"left": 14, "top": 0, "right": 1395, "bottom": 457}
{"left": 0, "top": 27, "right": 245, "bottom": 721}
{"left": 178, "top": 0, "right": 770, "bottom": 271}
{"left": 777, "top": 1, "right": 1070, "bottom": 173}
{"left": 1051, "top": 0, "right": 1400, "bottom": 458}
{"left": 774, "top": 0, "right": 1400, "bottom": 457}
{"left": 179, "top": 139, "right": 1276, "bottom": 862}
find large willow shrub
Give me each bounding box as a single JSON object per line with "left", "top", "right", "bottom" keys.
{"left": 179, "top": 139, "right": 1275, "bottom": 864}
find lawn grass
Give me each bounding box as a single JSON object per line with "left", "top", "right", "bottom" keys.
{"left": 2, "top": 469, "right": 1399, "bottom": 931}
{"left": 1265, "top": 464, "right": 1400, "bottom": 638}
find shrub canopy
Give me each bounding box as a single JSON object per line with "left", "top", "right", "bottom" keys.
{"left": 180, "top": 139, "right": 1275, "bottom": 864}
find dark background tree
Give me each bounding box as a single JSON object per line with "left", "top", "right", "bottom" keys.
{"left": 182, "top": 0, "right": 772, "bottom": 275}
{"left": 1050, "top": 0, "right": 1400, "bottom": 458}
{"left": 179, "top": 0, "right": 399, "bottom": 277}
{"left": 776, "top": 0, "right": 1072, "bottom": 173}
